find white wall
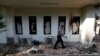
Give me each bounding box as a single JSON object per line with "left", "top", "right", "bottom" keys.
{"left": 0, "top": 7, "right": 9, "bottom": 43}
{"left": 80, "top": 6, "right": 96, "bottom": 43}
{"left": 1, "top": 6, "right": 100, "bottom": 44}
{"left": 12, "top": 8, "right": 81, "bottom": 42}
{"left": 0, "top": 31, "right": 7, "bottom": 43}
{"left": 1, "top": 8, "right": 82, "bottom": 43}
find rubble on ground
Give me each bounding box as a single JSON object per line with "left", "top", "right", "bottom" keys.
{"left": 1, "top": 42, "right": 100, "bottom": 56}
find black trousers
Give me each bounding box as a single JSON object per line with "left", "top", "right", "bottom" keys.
{"left": 54, "top": 35, "right": 64, "bottom": 48}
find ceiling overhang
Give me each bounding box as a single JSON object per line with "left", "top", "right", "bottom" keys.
{"left": 0, "top": 0, "right": 99, "bottom": 8}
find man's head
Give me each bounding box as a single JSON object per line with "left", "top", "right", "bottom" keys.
{"left": 61, "top": 25, "right": 64, "bottom": 28}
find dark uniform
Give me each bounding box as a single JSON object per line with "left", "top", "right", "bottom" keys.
{"left": 54, "top": 30, "right": 65, "bottom": 49}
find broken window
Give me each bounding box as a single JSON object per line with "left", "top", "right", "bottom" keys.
{"left": 70, "top": 16, "right": 80, "bottom": 34}
{"left": 29, "top": 16, "right": 37, "bottom": 34}
{"left": 44, "top": 16, "right": 51, "bottom": 34}
{"left": 58, "top": 16, "right": 66, "bottom": 34}
{"left": 95, "top": 15, "right": 100, "bottom": 35}
{"left": 14, "top": 16, "right": 23, "bottom": 34}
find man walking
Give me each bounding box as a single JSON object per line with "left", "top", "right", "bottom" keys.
{"left": 54, "top": 26, "right": 65, "bottom": 49}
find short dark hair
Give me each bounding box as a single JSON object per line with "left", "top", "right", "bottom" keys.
{"left": 61, "top": 25, "right": 64, "bottom": 27}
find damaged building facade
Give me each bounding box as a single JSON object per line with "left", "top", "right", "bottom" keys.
{"left": 0, "top": 0, "right": 99, "bottom": 44}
